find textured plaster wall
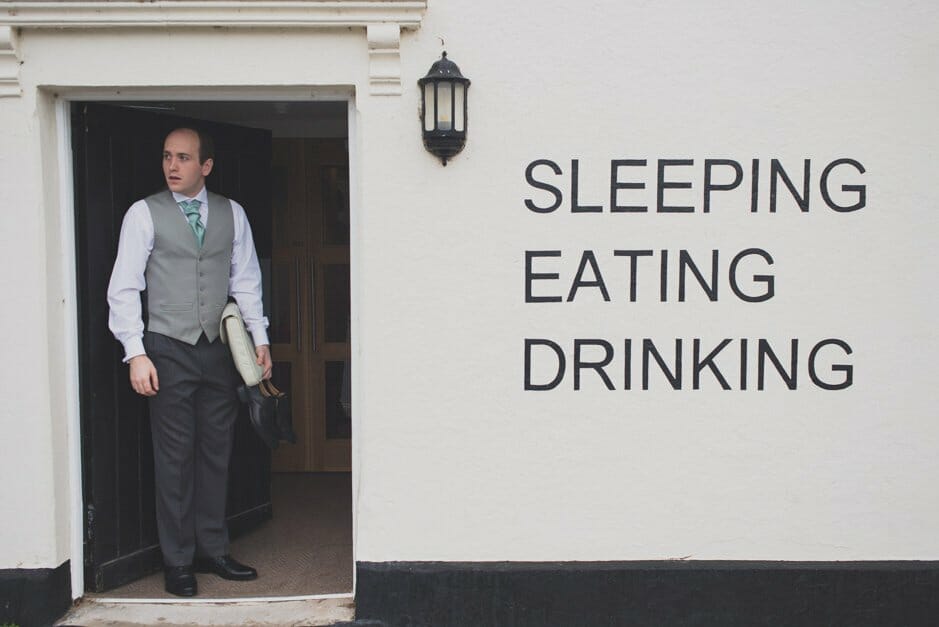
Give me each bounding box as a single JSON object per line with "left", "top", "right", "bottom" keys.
{"left": 1, "top": 0, "right": 937, "bottom": 572}
{"left": 354, "top": 0, "right": 939, "bottom": 561}
{"left": 0, "top": 89, "right": 60, "bottom": 568}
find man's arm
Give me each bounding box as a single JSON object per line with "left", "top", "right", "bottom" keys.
{"left": 229, "top": 200, "right": 272, "bottom": 379}
{"left": 107, "top": 200, "right": 160, "bottom": 395}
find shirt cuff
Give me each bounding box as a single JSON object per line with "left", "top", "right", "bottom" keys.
{"left": 122, "top": 336, "right": 146, "bottom": 363}
{"left": 249, "top": 325, "right": 270, "bottom": 347}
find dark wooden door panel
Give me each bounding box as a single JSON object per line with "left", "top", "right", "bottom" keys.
{"left": 74, "top": 102, "right": 273, "bottom": 591}
{"left": 269, "top": 139, "right": 351, "bottom": 473}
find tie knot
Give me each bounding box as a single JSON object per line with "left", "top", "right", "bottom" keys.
{"left": 180, "top": 199, "right": 205, "bottom": 247}
{"left": 179, "top": 199, "right": 201, "bottom": 216}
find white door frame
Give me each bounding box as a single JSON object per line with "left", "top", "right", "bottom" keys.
{"left": 55, "top": 86, "right": 362, "bottom": 603}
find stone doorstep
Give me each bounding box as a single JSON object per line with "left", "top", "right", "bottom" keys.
{"left": 55, "top": 597, "right": 357, "bottom": 627}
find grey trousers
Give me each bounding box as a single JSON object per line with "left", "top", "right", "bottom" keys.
{"left": 144, "top": 331, "right": 240, "bottom": 567}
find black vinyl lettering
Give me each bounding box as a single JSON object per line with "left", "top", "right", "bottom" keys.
{"left": 703, "top": 159, "right": 743, "bottom": 213}
{"left": 574, "top": 339, "right": 616, "bottom": 390}
{"left": 693, "top": 338, "right": 732, "bottom": 390}
{"left": 750, "top": 159, "right": 760, "bottom": 213}
{"left": 659, "top": 249, "right": 669, "bottom": 302}
{"left": 610, "top": 159, "right": 648, "bottom": 212}
{"left": 820, "top": 158, "right": 866, "bottom": 212}
{"left": 524, "top": 159, "right": 563, "bottom": 213}
{"left": 572, "top": 159, "right": 603, "bottom": 213}
{"left": 525, "top": 250, "right": 562, "bottom": 303}
{"left": 757, "top": 339, "right": 798, "bottom": 390}
{"left": 657, "top": 159, "right": 695, "bottom": 213}
{"left": 808, "top": 339, "right": 854, "bottom": 390}
{"left": 567, "top": 251, "right": 611, "bottom": 302}
{"left": 740, "top": 338, "right": 748, "bottom": 390}
{"left": 624, "top": 339, "right": 633, "bottom": 391}
{"left": 524, "top": 339, "right": 566, "bottom": 391}
{"left": 678, "top": 249, "right": 719, "bottom": 301}
{"left": 729, "top": 248, "right": 775, "bottom": 302}
{"left": 769, "top": 159, "right": 811, "bottom": 212}
{"left": 642, "top": 339, "right": 683, "bottom": 390}
{"left": 613, "top": 250, "right": 654, "bottom": 302}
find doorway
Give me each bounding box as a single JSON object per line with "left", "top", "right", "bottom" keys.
{"left": 72, "top": 99, "right": 354, "bottom": 599}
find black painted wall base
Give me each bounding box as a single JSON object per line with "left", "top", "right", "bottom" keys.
{"left": 0, "top": 561, "right": 71, "bottom": 627}
{"left": 356, "top": 561, "right": 939, "bottom": 627}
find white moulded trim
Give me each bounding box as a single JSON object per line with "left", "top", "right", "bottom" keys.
{"left": 55, "top": 97, "right": 84, "bottom": 600}
{"left": 1, "top": 1, "right": 426, "bottom": 95}
{"left": 56, "top": 85, "right": 361, "bottom": 604}
{"left": 367, "top": 22, "right": 403, "bottom": 96}
{"left": 46, "top": 85, "right": 356, "bottom": 101}
{"left": 1, "top": 1, "right": 427, "bottom": 29}
{"left": 0, "top": 25, "right": 20, "bottom": 97}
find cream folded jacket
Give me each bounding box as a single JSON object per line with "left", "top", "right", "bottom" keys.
{"left": 219, "top": 302, "right": 264, "bottom": 387}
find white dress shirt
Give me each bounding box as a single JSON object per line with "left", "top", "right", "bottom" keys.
{"left": 107, "top": 187, "right": 270, "bottom": 362}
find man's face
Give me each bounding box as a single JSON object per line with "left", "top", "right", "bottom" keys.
{"left": 162, "top": 130, "right": 213, "bottom": 198}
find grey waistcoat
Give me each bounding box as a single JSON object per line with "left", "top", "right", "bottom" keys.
{"left": 144, "top": 190, "right": 234, "bottom": 345}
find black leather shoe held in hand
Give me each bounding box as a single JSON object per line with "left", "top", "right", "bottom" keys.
{"left": 194, "top": 554, "right": 258, "bottom": 581}
{"left": 164, "top": 565, "right": 197, "bottom": 596}
{"left": 260, "top": 379, "right": 297, "bottom": 444}
{"left": 238, "top": 384, "right": 280, "bottom": 449}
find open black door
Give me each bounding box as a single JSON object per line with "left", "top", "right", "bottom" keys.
{"left": 73, "top": 102, "right": 274, "bottom": 592}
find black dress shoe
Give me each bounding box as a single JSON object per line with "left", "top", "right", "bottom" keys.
{"left": 164, "top": 565, "right": 197, "bottom": 597}
{"left": 238, "top": 384, "right": 280, "bottom": 449}
{"left": 193, "top": 554, "right": 258, "bottom": 581}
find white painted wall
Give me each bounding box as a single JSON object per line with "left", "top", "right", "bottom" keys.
{"left": 0, "top": 90, "right": 63, "bottom": 568}
{"left": 355, "top": 0, "right": 939, "bottom": 561}
{"left": 0, "top": 0, "right": 937, "bottom": 576}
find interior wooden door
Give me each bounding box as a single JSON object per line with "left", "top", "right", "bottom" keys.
{"left": 271, "top": 138, "right": 351, "bottom": 472}
{"left": 308, "top": 139, "right": 352, "bottom": 471}
{"left": 269, "top": 140, "right": 313, "bottom": 471}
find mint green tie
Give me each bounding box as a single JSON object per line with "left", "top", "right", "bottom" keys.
{"left": 179, "top": 199, "right": 205, "bottom": 247}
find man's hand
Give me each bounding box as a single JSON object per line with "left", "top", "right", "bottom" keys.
{"left": 256, "top": 344, "right": 273, "bottom": 380}
{"left": 129, "top": 355, "right": 160, "bottom": 396}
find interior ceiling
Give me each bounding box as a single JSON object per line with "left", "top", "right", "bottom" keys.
{"left": 115, "top": 100, "right": 348, "bottom": 139}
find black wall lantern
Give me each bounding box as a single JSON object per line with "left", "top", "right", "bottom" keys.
{"left": 418, "top": 52, "right": 470, "bottom": 165}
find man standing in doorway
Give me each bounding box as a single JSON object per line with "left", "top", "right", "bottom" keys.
{"left": 107, "top": 128, "right": 271, "bottom": 597}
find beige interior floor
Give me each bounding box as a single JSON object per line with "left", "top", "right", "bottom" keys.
{"left": 91, "top": 472, "right": 352, "bottom": 599}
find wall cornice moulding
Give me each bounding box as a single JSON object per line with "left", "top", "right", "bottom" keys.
{"left": 0, "top": 0, "right": 427, "bottom": 96}
{"left": 1, "top": 1, "right": 426, "bottom": 29}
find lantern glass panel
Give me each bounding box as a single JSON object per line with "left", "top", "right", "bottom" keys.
{"left": 437, "top": 81, "right": 453, "bottom": 131}
{"left": 454, "top": 83, "right": 465, "bottom": 132}
{"left": 423, "top": 83, "right": 435, "bottom": 131}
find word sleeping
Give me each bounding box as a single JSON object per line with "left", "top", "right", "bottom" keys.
{"left": 524, "top": 158, "right": 866, "bottom": 214}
